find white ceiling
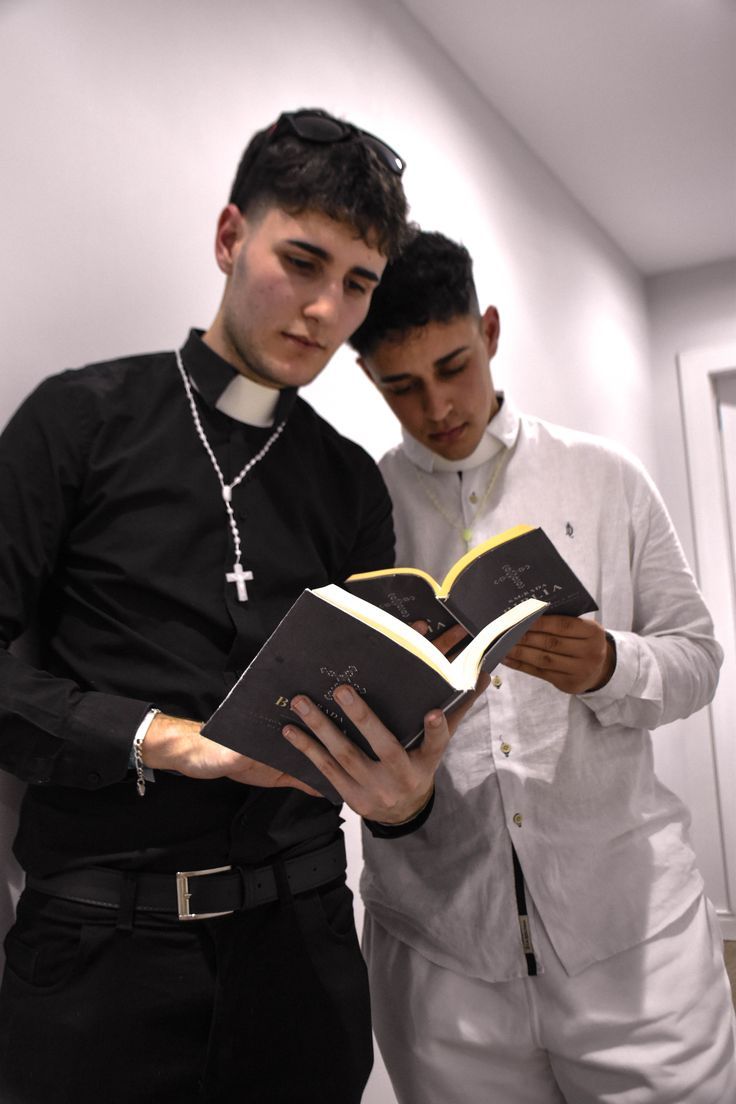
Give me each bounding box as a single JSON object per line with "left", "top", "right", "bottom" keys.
{"left": 402, "top": 0, "right": 736, "bottom": 276}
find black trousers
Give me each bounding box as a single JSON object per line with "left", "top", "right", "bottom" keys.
{"left": 0, "top": 878, "right": 372, "bottom": 1103}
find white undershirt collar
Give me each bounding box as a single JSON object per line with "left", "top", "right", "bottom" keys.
{"left": 401, "top": 393, "right": 520, "bottom": 473}
{"left": 214, "top": 372, "right": 280, "bottom": 427}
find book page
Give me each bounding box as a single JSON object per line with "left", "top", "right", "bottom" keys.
{"left": 315, "top": 586, "right": 547, "bottom": 690}
{"left": 451, "top": 597, "right": 547, "bottom": 683}
{"left": 314, "top": 584, "right": 454, "bottom": 681}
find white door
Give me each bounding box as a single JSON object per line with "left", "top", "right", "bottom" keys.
{"left": 679, "top": 344, "right": 736, "bottom": 939}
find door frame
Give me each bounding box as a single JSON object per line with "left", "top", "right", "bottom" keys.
{"left": 678, "top": 342, "right": 736, "bottom": 938}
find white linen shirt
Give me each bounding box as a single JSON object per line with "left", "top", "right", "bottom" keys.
{"left": 360, "top": 396, "right": 722, "bottom": 980}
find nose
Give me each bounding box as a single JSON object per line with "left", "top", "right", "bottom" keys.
{"left": 303, "top": 281, "right": 342, "bottom": 326}
{"left": 423, "top": 383, "right": 453, "bottom": 423}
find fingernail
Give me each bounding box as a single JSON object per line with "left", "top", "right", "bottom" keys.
{"left": 426, "top": 711, "right": 443, "bottom": 728}
{"left": 334, "top": 686, "right": 354, "bottom": 706}
{"left": 291, "top": 697, "right": 309, "bottom": 716}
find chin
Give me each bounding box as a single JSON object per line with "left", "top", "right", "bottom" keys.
{"left": 260, "top": 358, "right": 328, "bottom": 390}
{"left": 427, "top": 438, "right": 477, "bottom": 462}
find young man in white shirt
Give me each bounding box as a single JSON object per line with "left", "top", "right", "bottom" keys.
{"left": 350, "top": 229, "right": 736, "bottom": 1104}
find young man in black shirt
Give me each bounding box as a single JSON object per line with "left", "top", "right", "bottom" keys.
{"left": 0, "top": 110, "right": 468, "bottom": 1103}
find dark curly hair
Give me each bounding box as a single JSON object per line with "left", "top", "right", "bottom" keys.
{"left": 350, "top": 230, "right": 480, "bottom": 356}
{"left": 229, "top": 108, "right": 408, "bottom": 259}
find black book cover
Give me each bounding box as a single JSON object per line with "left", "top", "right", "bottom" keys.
{"left": 344, "top": 526, "right": 597, "bottom": 639}
{"left": 202, "top": 587, "right": 546, "bottom": 802}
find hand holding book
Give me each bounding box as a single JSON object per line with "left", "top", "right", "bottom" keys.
{"left": 502, "top": 613, "right": 615, "bottom": 695}
{"left": 345, "top": 524, "right": 597, "bottom": 638}
{"left": 201, "top": 523, "right": 594, "bottom": 803}
{"left": 202, "top": 584, "right": 547, "bottom": 802}
{"left": 281, "top": 670, "right": 490, "bottom": 824}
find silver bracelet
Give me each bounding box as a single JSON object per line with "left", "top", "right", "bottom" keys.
{"left": 133, "top": 709, "right": 160, "bottom": 797}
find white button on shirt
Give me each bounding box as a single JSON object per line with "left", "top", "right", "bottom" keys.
{"left": 360, "top": 396, "right": 722, "bottom": 980}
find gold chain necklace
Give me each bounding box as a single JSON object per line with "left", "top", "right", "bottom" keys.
{"left": 414, "top": 445, "right": 512, "bottom": 551}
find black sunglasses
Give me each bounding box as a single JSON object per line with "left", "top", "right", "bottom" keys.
{"left": 268, "top": 110, "right": 406, "bottom": 176}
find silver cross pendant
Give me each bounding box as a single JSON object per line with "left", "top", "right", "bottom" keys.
{"left": 226, "top": 561, "right": 253, "bottom": 602}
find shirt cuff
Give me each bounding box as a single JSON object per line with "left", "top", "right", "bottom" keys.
{"left": 363, "top": 787, "right": 436, "bottom": 839}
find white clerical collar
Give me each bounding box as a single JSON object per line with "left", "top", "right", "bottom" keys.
{"left": 214, "top": 372, "right": 280, "bottom": 427}
{"left": 401, "top": 393, "right": 520, "bottom": 473}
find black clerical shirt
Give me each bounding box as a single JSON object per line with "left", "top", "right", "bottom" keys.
{"left": 0, "top": 331, "right": 394, "bottom": 875}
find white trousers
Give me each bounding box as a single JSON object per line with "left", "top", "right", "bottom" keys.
{"left": 363, "top": 893, "right": 736, "bottom": 1104}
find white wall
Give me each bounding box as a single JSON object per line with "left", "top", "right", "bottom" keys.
{"left": 0, "top": 1, "right": 694, "bottom": 1100}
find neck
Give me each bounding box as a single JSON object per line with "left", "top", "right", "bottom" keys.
{"left": 202, "top": 318, "right": 280, "bottom": 391}
{"left": 430, "top": 432, "right": 502, "bottom": 473}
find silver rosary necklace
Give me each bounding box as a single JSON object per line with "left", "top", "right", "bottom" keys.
{"left": 175, "top": 349, "right": 286, "bottom": 601}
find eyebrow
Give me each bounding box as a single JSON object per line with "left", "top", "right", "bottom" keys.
{"left": 377, "top": 345, "right": 470, "bottom": 384}
{"left": 285, "top": 239, "right": 381, "bottom": 283}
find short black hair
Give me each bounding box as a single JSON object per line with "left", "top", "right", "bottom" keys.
{"left": 350, "top": 230, "right": 480, "bottom": 356}
{"left": 229, "top": 108, "right": 408, "bottom": 259}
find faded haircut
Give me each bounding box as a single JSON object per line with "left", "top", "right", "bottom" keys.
{"left": 350, "top": 230, "right": 480, "bottom": 356}
{"left": 229, "top": 108, "right": 408, "bottom": 259}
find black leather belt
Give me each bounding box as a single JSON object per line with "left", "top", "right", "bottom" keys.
{"left": 26, "top": 837, "right": 346, "bottom": 921}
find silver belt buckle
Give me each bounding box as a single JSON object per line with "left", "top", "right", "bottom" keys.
{"left": 176, "top": 864, "right": 233, "bottom": 921}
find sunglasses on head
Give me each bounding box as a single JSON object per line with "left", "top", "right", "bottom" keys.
{"left": 268, "top": 110, "right": 406, "bottom": 176}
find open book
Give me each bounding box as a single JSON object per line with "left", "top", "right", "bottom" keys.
{"left": 202, "top": 584, "right": 548, "bottom": 802}
{"left": 344, "top": 524, "right": 597, "bottom": 640}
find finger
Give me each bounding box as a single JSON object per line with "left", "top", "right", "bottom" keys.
{"left": 281, "top": 723, "right": 360, "bottom": 798}
{"left": 502, "top": 654, "right": 572, "bottom": 688}
{"left": 410, "top": 619, "right": 430, "bottom": 636}
{"left": 502, "top": 653, "right": 552, "bottom": 676}
{"left": 515, "top": 632, "right": 584, "bottom": 658}
{"left": 328, "top": 685, "right": 413, "bottom": 765}
{"left": 289, "top": 691, "right": 399, "bottom": 783}
{"left": 530, "top": 614, "right": 599, "bottom": 639}
{"left": 431, "top": 623, "right": 469, "bottom": 657}
{"left": 505, "top": 642, "right": 583, "bottom": 673}
{"left": 413, "top": 709, "right": 452, "bottom": 767}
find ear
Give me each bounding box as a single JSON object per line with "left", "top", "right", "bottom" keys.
{"left": 357, "top": 356, "right": 378, "bottom": 387}
{"left": 480, "top": 306, "right": 501, "bottom": 359}
{"left": 214, "top": 204, "right": 245, "bottom": 276}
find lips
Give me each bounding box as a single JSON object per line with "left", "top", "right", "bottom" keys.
{"left": 429, "top": 423, "right": 467, "bottom": 445}
{"left": 283, "top": 332, "right": 324, "bottom": 351}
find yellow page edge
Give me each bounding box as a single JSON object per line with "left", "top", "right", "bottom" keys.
{"left": 439, "top": 523, "right": 534, "bottom": 595}
{"left": 313, "top": 584, "right": 453, "bottom": 682}
{"left": 346, "top": 565, "right": 442, "bottom": 595}
{"left": 452, "top": 596, "right": 548, "bottom": 683}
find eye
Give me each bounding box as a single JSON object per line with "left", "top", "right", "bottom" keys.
{"left": 385, "top": 380, "right": 417, "bottom": 396}
{"left": 440, "top": 361, "right": 467, "bottom": 378}
{"left": 345, "top": 277, "right": 370, "bottom": 296}
{"left": 284, "top": 253, "right": 316, "bottom": 274}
